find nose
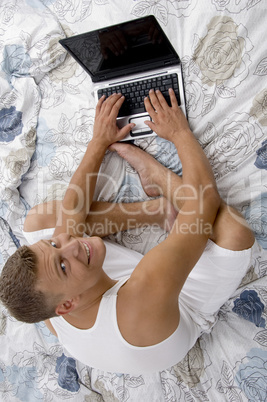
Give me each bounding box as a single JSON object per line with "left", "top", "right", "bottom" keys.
{"left": 57, "top": 233, "right": 72, "bottom": 243}
{"left": 57, "top": 233, "right": 80, "bottom": 257}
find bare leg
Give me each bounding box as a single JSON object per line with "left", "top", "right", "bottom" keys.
{"left": 210, "top": 201, "right": 255, "bottom": 250}
{"left": 110, "top": 143, "right": 186, "bottom": 209}
{"left": 87, "top": 199, "right": 177, "bottom": 235}
{"left": 110, "top": 143, "right": 255, "bottom": 251}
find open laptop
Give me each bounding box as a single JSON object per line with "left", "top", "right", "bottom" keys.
{"left": 59, "top": 15, "right": 186, "bottom": 141}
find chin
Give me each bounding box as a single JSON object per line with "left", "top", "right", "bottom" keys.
{"left": 92, "top": 236, "right": 106, "bottom": 261}
{"left": 92, "top": 235, "right": 105, "bottom": 246}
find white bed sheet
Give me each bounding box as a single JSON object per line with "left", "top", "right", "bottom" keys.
{"left": 0, "top": 1, "right": 267, "bottom": 400}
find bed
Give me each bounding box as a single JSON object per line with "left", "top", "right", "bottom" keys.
{"left": 0, "top": 0, "right": 267, "bottom": 400}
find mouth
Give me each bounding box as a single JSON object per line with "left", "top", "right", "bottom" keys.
{"left": 81, "top": 241, "right": 91, "bottom": 264}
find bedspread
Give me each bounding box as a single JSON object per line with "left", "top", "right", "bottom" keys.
{"left": 0, "top": 0, "right": 267, "bottom": 401}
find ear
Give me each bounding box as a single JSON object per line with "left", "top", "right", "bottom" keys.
{"left": 55, "top": 297, "right": 80, "bottom": 316}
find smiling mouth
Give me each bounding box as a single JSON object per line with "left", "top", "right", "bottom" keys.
{"left": 82, "top": 242, "right": 90, "bottom": 264}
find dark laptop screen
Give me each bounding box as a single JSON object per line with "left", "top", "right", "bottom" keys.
{"left": 59, "top": 16, "right": 180, "bottom": 82}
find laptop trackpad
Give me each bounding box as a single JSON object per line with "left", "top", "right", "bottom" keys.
{"left": 129, "top": 115, "right": 153, "bottom": 136}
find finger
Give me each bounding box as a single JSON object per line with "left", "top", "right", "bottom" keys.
{"left": 117, "top": 122, "right": 135, "bottom": 140}
{"left": 169, "top": 88, "right": 179, "bottom": 109}
{"left": 109, "top": 95, "right": 125, "bottom": 117}
{"left": 102, "top": 93, "right": 122, "bottom": 114}
{"left": 144, "top": 120, "right": 156, "bottom": 132}
{"left": 149, "top": 89, "right": 163, "bottom": 112}
{"left": 95, "top": 95, "right": 106, "bottom": 116}
{"left": 154, "top": 90, "right": 169, "bottom": 110}
{"left": 144, "top": 95, "right": 157, "bottom": 119}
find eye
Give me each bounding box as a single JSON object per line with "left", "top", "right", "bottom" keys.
{"left": 60, "top": 262, "right": 66, "bottom": 274}
{"left": 50, "top": 241, "right": 66, "bottom": 274}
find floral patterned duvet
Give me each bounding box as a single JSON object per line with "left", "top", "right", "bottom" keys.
{"left": 0, "top": 0, "right": 267, "bottom": 401}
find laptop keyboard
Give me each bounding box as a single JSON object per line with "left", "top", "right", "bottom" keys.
{"left": 97, "top": 73, "right": 180, "bottom": 118}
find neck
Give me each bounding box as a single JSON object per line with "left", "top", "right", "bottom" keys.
{"left": 65, "top": 274, "right": 117, "bottom": 329}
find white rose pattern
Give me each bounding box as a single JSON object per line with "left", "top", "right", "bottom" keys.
{"left": 0, "top": 0, "right": 267, "bottom": 401}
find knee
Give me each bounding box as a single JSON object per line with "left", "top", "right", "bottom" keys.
{"left": 211, "top": 202, "right": 255, "bottom": 251}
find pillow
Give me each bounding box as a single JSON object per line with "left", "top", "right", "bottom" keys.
{"left": 0, "top": 0, "right": 66, "bottom": 235}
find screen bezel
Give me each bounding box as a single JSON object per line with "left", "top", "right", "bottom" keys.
{"left": 59, "top": 15, "right": 180, "bottom": 82}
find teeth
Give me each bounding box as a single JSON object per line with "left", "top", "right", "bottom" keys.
{"left": 83, "top": 243, "right": 90, "bottom": 263}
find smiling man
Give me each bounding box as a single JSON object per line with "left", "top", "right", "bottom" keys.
{"left": 0, "top": 90, "right": 255, "bottom": 374}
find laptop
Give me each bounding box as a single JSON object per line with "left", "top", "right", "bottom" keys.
{"left": 59, "top": 15, "right": 187, "bottom": 141}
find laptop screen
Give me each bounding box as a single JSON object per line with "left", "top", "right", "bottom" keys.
{"left": 59, "top": 16, "right": 180, "bottom": 82}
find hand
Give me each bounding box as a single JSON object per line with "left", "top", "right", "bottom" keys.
{"left": 144, "top": 89, "right": 190, "bottom": 142}
{"left": 93, "top": 94, "right": 134, "bottom": 147}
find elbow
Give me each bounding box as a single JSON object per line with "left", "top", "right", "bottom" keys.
{"left": 24, "top": 206, "right": 49, "bottom": 232}
{"left": 23, "top": 206, "right": 39, "bottom": 232}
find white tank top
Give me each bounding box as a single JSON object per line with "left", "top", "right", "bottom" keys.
{"left": 50, "top": 277, "right": 198, "bottom": 374}
{"left": 24, "top": 227, "right": 254, "bottom": 373}
{"left": 24, "top": 227, "right": 199, "bottom": 373}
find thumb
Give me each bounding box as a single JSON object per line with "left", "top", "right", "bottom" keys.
{"left": 144, "top": 120, "right": 155, "bottom": 131}
{"left": 119, "top": 122, "right": 135, "bottom": 137}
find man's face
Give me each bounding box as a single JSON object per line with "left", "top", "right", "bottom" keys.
{"left": 30, "top": 233, "right": 106, "bottom": 301}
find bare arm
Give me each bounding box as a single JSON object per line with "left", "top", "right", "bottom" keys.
{"left": 24, "top": 198, "right": 174, "bottom": 237}
{"left": 24, "top": 94, "right": 176, "bottom": 238}
{"left": 119, "top": 90, "right": 221, "bottom": 345}
{"left": 138, "top": 89, "right": 220, "bottom": 289}
{"left": 53, "top": 94, "right": 134, "bottom": 237}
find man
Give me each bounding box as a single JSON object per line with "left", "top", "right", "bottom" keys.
{"left": 0, "top": 89, "right": 255, "bottom": 374}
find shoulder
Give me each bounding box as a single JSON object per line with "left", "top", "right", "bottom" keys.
{"left": 116, "top": 276, "right": 180, "bottom": 346}
{"left": 115, "top": 229, "right": 209, "bottom": 345}
{"left": 116, "top": 256, "right": 181, "bottom": 346}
